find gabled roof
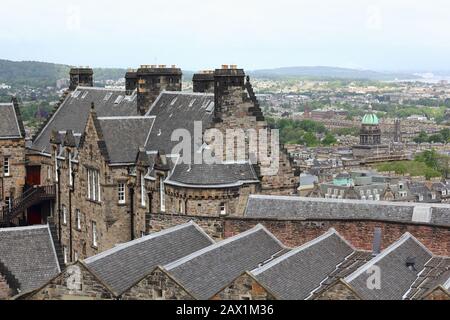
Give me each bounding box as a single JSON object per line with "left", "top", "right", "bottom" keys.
{"left": 344, "top": 233, "right": 433, "bottom": 300}
{"left": 163, "top": 224, "right": 288, "bottom": 300}
{"left": 31, "top": 87, "right": 139, "bottom": 154}
{"left": 0, "top": 225, "right": 61, "bottom": 292}
{"left": 84, "top": 221, "right": 214, "bottom": 296}
{"left": 97, "top": 116, "right": 155, "bottom": 164}
{"left": 0, "top": 102, "right": 24, "bottom": 139}
{"left": 250, "top": 229, "right": 357, "bottom": 300}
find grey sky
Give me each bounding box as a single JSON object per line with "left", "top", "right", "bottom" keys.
{"left": 1, "top": 0, "right": 449, "bottom": 71}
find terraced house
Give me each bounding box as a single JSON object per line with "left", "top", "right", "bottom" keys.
{"left": 0, "top": 65, "right": 299, "bottom": 263}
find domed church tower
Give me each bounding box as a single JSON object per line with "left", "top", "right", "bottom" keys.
{"left": 352, "top": 105, "right": 389, "bottom": 159}
{"left": 359, "top": 105, "right": 381, "bottom": 145}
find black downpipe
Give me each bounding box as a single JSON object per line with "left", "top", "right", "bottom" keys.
{"left": 129, "top": 187, "right": 135, "bottom": 240}
{"left": 57, "top": 168, "right": 61, "bottom": 245}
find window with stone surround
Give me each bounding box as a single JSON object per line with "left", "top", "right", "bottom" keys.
{"left": 87, "top": 168, "right": 101, "bottom": 202}
{"left": 118, "top": 183, "right": 126, "bottom": 204}
{"left": 3, "top": 157, "right": 10, "bottom": 177}
{"left": 62, "top": 205, "right": 67, "bottom": 225}
{"left": 63, "top": 246, "right": 68, "bottom": 264}
{"left": 160, "top": 178, "right": 166, "bottom": 212}
{"left": 220, "top": 202, "right": 227, "bottom": 216}
{"left": 92, "top": 221, "right": 98, "bottom": 247}
{"left": 76, "top": 209, "right": 81, "bottom": 230}
{"left": 141, "top": 173, "right": 146, "bottom": 207}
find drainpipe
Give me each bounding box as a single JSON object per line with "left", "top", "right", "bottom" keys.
{"left": 57, "top": 168, "right": 61, "bottom": 245}
{"left": 69, "top": 169, "right": 75, "bottom": 262}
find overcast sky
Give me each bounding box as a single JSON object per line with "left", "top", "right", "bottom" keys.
{"left": 1, "top": 0, "right": 449, "bottom": 71}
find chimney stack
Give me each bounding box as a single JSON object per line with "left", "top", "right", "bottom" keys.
{"left": 135, "top": 65, "right": 182, "bottom": 115}
{"left": 192, "top": 70, "right": 214, "bottom": 93}
{"left": 372, "top": 227, "right": 382, "bottom": 256}
{"left": 69, "top": 67, "right": 93, "bottom": 91}
{"left": 213, "top": 65, "right": 245, "bottom": 122}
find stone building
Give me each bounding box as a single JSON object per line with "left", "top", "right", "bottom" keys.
{"left": 352, "top": 106, "right": 390, "bottom": 159}
{"left": 0, "top": 99, "right": 27, "bottom": 226}
{"left": 13, "top": 65, "right": 298, "bottom": 262}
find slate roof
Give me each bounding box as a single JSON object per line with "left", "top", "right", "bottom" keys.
{"left": 405, "top": 256, "right": 450, "bottom": 299}
{"left": 145, "top": 92, "right": 214, "bottom": 154}
{"left": 251, "top": 229, "right": 357, "bottom": 300}
{"left": 0, "top": 225, "right": 61, "bottom": 292}
{"left": 345, "top": 233, "right": 433, "bottom": 300}
{"left": 244, "top": 195, "right": 450, "bottom": 227}
{"left": 84, "top": 221, "right": 214, "bottom": 296}
{"left": 164, "top": 224, "right": 288, "bottom": 300}
{"left": 31, "top": 87, "right": 139, "bottom": 154}
{"left": 97, "top": 116, "right": 155, "bottom": 164}
{"left": 0, "top": 103, "right": 23, "bottom": 139}
{"left": 166, "top": 161, "right": 259, "bottom": 187}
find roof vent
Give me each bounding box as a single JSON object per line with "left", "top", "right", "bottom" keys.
{"left": 406, "top": 257, "right": 417, "bottom": 272}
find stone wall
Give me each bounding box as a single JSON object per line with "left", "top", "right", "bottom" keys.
{"left": 314, "top": 281, "right": 361, "bottom": 300}
{"left": 0, "top": 138, "right": 26, "bottom": 210}
{"left": 422, "top": 287, "right": 450, "bottom": 300}
{"left": 212, "top": 273, "right": 275, "bottom": 300}
{"left": 223, "top": 218, "right": 450, "bottom": 256}
{"left": 121, "top": 267, "right": 194, "bottom": 300}
{"left": 25, "top": 263, "right": 114, "bottom": 300}
{"left": 0, "top": 273, "right": 13, "bottom": 300}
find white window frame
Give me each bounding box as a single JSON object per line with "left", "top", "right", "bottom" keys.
{"left": 68, "top": 151, "right": 73, "bottom": 187}
{"left": 54, "top": 150, "right": 59, "bottom": 182}
{"left": 92, "top": 221, "right": 98, "bottom": 247}
{"left": 62, "top": 205, "right": 67, "bottom": 225}
{"left": 118, "top": 183, "right": 126, "bottom": 204}
{"left": 141, "top": 173, "right": 146, "bottom": 207}
{"left": 3, "top": 157, "right": 10, "bottom": 177}
{"left": 76, "top": 209, "right": 81, "bottom": 230}
{"left": 160, "top": 178, "right": 165, "bottom": 212}
{"left": 87, "top": 168, "right": 100, "bottom": 202}
{"left": 63, "top": 246, "right": 68, "bottom": 264}
{"left": 220, "top": 202, "right": 227, "bottom": 216}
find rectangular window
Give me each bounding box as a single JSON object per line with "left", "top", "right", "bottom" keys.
{"left": 3, "top": 157, "right": 10, "bottom": 176}
{"left": 160, "top": 178, "right": 165, "bottom": 212}
{"left": 62, "top": 205, "right": 67, "bottom": 225}
{"left": 92, "top": 221, "right": 97, "bottom": 247}
{"left": 5, "top": 197, "right": 11, "bottom": 210}
{"left": 74, "top": 251, "right": 79, "bottom": 261}
{"left": 141, "top": 173, "right": 146, "bottom": 207}
{"left": 76, "top": 209, "right": 81, "bottom": 230}
{"left": 55, "top": 150, "right": 59, "bottom": 182}
{"left": 220, "top": 202, "right": 227, "bottom": 216}
{"left": 68, "top": 152, "right": 73, "bottom": 187}
{"left": 87, "top": 168, "right": 100, "bottom": 202}
{"left": 63, "top": 246, "right": 68, "bottom": 264}
{"left": 118, "top": 183, "right": 126, "bottom": 204}
{"left": 179, "top": 200, "right": 185, "bottom": 214}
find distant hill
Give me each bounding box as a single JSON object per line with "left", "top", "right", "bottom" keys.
{"left": 0, "top": 59, "right": 127, "bottom": 87}
{"left": 0, "top": 59, "right": 418, "bottom": 88}
{"left": 249, "top": 66, "right": 415, "bottom": 80}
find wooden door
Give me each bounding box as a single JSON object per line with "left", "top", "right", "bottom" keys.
{"left": 26, "top": 166, "right": 41, "bottom": 186}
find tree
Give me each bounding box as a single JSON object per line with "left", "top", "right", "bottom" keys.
{"left": 322, "top": 133, "right": 337, "bottom": 146}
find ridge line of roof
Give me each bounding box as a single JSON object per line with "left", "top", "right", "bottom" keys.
{"left": 164, "top": 224, "right": 268, "bottom": 271}
{"left": 84, "top": 221, "right": 198, "bottom": 264}
{"left": 251, "top": 228, "right": 338, "bottom": 276}
{"left": 344, "top": 232, "right": 423, "bottom": 283}
{"left": 0, "top": 224, "right": 49, "bottom": 232}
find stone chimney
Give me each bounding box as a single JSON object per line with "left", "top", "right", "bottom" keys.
{"left": 192, "top": 70, "right": 214, "bottom": 93}
{"left": 69, "top": 67, "right": 93, "bottom": 91}
{"left": 136, "top": 65, "right": 182, "bottom": 115}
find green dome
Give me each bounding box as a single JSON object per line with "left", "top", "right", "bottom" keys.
{"left": 362, "top": 113, "right": 379, "bottom": 125}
